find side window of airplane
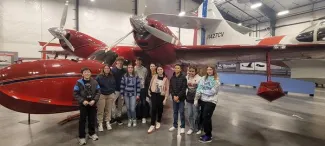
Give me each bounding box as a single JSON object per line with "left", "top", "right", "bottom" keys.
{"left": 317, "top": 21, "right": 325, "bottom": 41}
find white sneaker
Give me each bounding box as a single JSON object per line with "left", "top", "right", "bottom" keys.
{"left": 142, "top": 118, "right": 146, "bottom": 124}
{"left": 133, "top": 119, "right": 137, "bottom": 127}
{"left": 128, "top": 119, "right": 132, "bottom": 127}
{"left": 147, "top": 125, "right": 155, "bottom": 134}
{"left": 180, "top": 128, "right": 185, "bottom": 134}
{"left": 106, "top": 122, "right": 112, "bottom": 130}
{"left": 89, "top": 134, "right": 99, "bottom": 141}
{"left": 155, "top": 122, "right": 161, "bottom": 129}
{"left": 187, "top": 129, "right": 193, "bottom": 135}
{"left": 169, "top": 126, "right": 176, "bottom": 132}
{"left": 79, "top": 138, "right": 86, "bottom": 145}
{"left": 196, "top": 130, "right": 202, "bottom": 135}
{"left": 98, "top": 123, "right": 103, "bottom": 132}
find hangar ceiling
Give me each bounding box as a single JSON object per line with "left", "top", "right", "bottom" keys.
{"left": 193, "top": 0, "right": 325, "bottom": 26}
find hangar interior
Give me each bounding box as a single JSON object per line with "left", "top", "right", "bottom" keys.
{"left": 1, "top": 0, "right": 325, "bottom": 146}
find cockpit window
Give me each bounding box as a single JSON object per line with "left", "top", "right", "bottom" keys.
{"left": 300, "top": 24, "right": 316, "bottom": 33}
{"left": 88, "top": 50, "right": 118, "bottom": 65}
{"left": 296, "top": 30, "right": 314, "bottom": 42}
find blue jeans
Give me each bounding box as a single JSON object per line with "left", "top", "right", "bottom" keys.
{"left": 187, "top": 102, "right": 199, "bottom": 131}
{"left": 124, "top": 95, "right": 136, "bottom": 119}
{"left": 173, "top": 100, "right": 185, "bottom": 128}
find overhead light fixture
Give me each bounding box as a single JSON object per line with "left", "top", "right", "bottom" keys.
{"left": 178, "top": 11, "right": 185, "bottom": 16}
{"left": 238, "top": 23, "right": 242, "bottom": 26}
{"left": 250, "top": 2, "right": 262, "bottom": 9}
{"left": 90, "top": 0, "right": 95, "bottom": 2}
{"left": 277, "top": 10, "right": 289, "bottom": 16}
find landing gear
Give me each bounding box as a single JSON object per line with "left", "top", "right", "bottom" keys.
{"left": 257, "top": 52, "right": 285, "bottom": 102}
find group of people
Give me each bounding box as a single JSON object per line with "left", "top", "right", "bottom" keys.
{"left": 73, "top": 57, "right": 220, "bottom": 145}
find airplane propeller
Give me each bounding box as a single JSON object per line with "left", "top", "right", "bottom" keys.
{"left": 42, "top": 1, "right": 75, "bottom": 52}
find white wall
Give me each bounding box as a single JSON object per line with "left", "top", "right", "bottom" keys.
{"left": 0, "top": 0, "right": 76, "bottom": 59}
{"left": 79, "top": 0, "right": 134, "bottom": 46}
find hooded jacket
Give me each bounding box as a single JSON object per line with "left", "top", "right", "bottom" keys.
{"left": 73, "top": 78, "right": 101, "bottom": 105}
{"left": 169, "top": 72, "right": 187, "bottom": 101}
{"left": 194, "top": 76, "right": 220, "bottom": 104}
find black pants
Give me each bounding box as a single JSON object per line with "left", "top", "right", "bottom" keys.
{"left": 150, "top": 93, "right": 164, "bottom": 125}
{"left": 198, "top": 99, "right": 204, "bottom": 130}
{"left": 79, "top": 105, "right": 96, "bottom": 138}
{"left": 140, "top": 88, "right": 148, "bottom": 118}
{"left": 201, "top": 101, "right": 216, "bottom": 137}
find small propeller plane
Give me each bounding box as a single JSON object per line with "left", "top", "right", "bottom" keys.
{"left": 1, "top": 0, "right": 325, "bottom": 114}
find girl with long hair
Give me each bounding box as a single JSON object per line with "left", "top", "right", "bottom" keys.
{"left": 120, "top": 63, "right": 141, "bottom": 127}
{"left": 96, "top": 65, "right": 116, "bottom": 131}
{"left": 147, "top": 65, "right": 169, "bottom": 133}
{"left": 185, "top": 65, "right": 202, "bottom": 135}
{"left": 194, "top": 65, "right": 220, "bottom": 143}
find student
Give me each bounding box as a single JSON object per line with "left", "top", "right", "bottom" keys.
{"left": 186, "top": 66, "right": 202, "bottom": 135}
{"left": 120, "top": 63, "right": 141, "bottom": 127}
{"left": 194, "top": 65, "right": 220, "bottom": 143}
{"left": 111, "top": 57, "right": 126, "bottom": 125}
{"left": 96, "top": 65, "right": 116, "bottom": 131}
{"left": 145, "top": 63, "right": 157, "bottom": 96}
{"left": 169, "top": 64, "right": 187, "bottom": 134}
{"left": 147, "top": 65, "right": 169, "bottom": 133}
{"left": 73, "top": 67, "right": 100, "bottom": 145}
{"left": 134, "top": 57, "right": 148, "bottom": 123}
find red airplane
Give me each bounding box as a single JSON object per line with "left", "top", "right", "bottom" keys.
{"left": 1, "top": 0, "right": 325, "bottom": 114}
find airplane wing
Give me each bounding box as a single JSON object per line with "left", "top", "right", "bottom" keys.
{"left": 175, "top": 43, "right": 325, "bottom": 65}
{"left": 147, "top": 13, "right": 221, "bottom": 29}
{"left": 226, "top": 20, "right": 253, "bottom": 34}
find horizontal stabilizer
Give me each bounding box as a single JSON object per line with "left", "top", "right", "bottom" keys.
{"left": 226, "top": 20, "right": 253, "bottom": 34}
{"left": 147, "top": 13, "right": 222, "bottom": 29}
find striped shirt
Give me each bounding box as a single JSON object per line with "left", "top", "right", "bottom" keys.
{"left": 120, "top": 74, "right": 141, "bottom": 97}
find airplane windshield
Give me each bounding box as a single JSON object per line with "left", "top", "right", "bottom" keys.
{"left": 317, "top": 22, "right": 325, "bottom": 41}
{"left": 88, "top": 50, "right": 118, "bottom": 66}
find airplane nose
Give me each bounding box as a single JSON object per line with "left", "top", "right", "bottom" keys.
{"left": 48, "top": 27, "right": 66, "bottom": 39}
{"left": 129, "top": 15, "right": 148, "bottom": 34}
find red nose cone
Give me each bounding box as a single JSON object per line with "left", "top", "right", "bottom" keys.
{"left": 257, "top": 81, "right": 285, "bottom": 102}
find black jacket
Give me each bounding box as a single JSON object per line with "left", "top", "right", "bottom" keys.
{"left": 169, "top": 72, "right": 187, "bottom": 101}
{"left": 111, "top": 67, "right": 126, "bottom": 91}
{"left": 73, "top": 78, "right": 100, "bottom": 105}
{"left": 96, "top": 74, "right": 116, "bottom": 95}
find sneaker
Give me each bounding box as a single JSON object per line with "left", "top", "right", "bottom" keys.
{"left": 200, "top": 134, "right": 213, "bottom": 140}
{"left": 98, "top": 123, "right": 104, "bottom": 132}
{"left": 106, "top": 122, "right": 112, "bottom": 130}
{"left": 89, "top": 134, "right": 99, "bottom": 141}
{"left": 117, "top": 119, "right": 123, "bottom": 125}
{"left": 180, "top": 128, "right": 185, "bottom": 134}
{"left": 169, "top": 126, "right": 176, "bottom": 132}
{"left": 142, "top": 118, "right": 146, "bottom": 124}
{"left": 133, "top": 119, "right": 137, "bottom": 127}
{"left": 127, "top": 119, "right": 132, "bottom": 127}
{"left": 196, "top": 130, "right": 202, "bottom": 135}
{"left": 187, "top": 129, "right": 193, "bottom": 135}
{"left": 199, "top": 135, "right": 212, "bottom": 143}
{"left": 155, "top": 122, "right": 161, "bottom": 129}
{"left": 110, "top": 118, "right": 117, "bottom": 124}
{"left": 147, "top": 125, "right": 155, "bottom": 134}
{"left": 79, "top": 138, "right": 86, "bottom": 145}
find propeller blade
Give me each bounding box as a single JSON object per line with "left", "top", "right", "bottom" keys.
{"left": 61, "top": 34, "right": 75, "bottom": 51}
{"left": 143, "top": 25, "right": 179, "bottom": 45}
{"left": 42, "top": 37, "right": 56, "bottom": 49}
{"left": 105, "top": 30, "right": 133, "bottom": 52}
{"left": 60, "top": 1, "right": 69, "bottom": 29}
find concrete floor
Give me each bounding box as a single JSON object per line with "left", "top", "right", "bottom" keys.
{"left": 1, "top": 85, "right": 325, "bottom": 146}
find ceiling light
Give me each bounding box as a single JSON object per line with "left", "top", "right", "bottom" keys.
{"left": 238, "top": 23, "right": 242, "bottom": 26}
{"left": 277, "top": 10, "right": 289, "bottom": 16}
{"left": 250, "top": 2, "right": 262, "bottom": 9}
{"left": 178, "top": 11, "right": 185, "bottom": 16}
{"left": 90, "top": 0, "right": 95, "bottom": 2}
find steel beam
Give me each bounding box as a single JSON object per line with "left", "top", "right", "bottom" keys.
{"left": 226, "top": 0, "right": 262, "bottom": 23}
{"left": 75, "top": 0, "right": 79, "bottom": 31}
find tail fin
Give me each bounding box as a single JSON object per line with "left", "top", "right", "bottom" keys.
{"left": 196, "top": 0, "right": 256, "bottom": 45}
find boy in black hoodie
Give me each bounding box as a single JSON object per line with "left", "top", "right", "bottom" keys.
{"left": 168, "top": 64, "right": 187, "bottom": 134}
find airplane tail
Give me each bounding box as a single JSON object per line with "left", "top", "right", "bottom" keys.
{"left": 196, "top": 0, "right": 256, "bottom": 45}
